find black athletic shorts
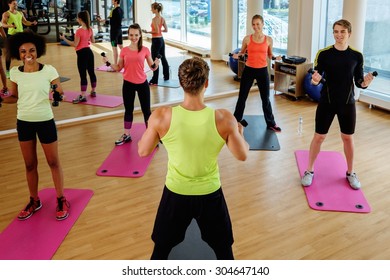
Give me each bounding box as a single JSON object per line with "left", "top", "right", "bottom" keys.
{"left": 151, "top": 186, "right": 234, "bottom": 249}
{"left": 17, "top": 119, "right": 58, "bottom": 144}
{"left": 110, "top": 30, "right": 123, "bottom": 47}
{"left": 315, "top": 102, "right": 356, "bottom": 135}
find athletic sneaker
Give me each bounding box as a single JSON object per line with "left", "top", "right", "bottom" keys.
{"left": 90, "top": 91, "right": 96, "bottom": 97}
{"left": 115, "top": 134, "right": 132, "bottom": 145}
{"left": 301, "top": 171, "right": 314, "bottom": 187}
{"left": 18, "top": 197, "right": 42, "bottom": 220}
{"left": 72, "top": 95, "right": 87, "bottom": 104}
{"left": 56, "top": 196, "right": 70, "bottom": 221}
{"left": 346, "top": 172, "right": 361, "bottom": 190}
{"left": 267, "top": 125, "right": 282, "bottom": 132}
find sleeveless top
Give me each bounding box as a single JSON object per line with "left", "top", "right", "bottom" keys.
{"left": 161, "top": 106, "right": 225, "bottom": 195}
{"left": 246, "top": 35, "right": 269, "bottom": 68}
{"left": 7, "top": 11, "right": 23, "bottom": 35}
{"left": 151, "top": 17, "right": 164, "bottom": 38}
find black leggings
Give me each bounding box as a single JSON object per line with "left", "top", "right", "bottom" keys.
{"left": 76, "top": 47, "right": 97, "bottom": 92}
{"left": 233, "top": 66, "right": 276, "bottom": 127}
{"left": 150, "top": 37, "right": 170, "bottom": 83}
{"left": 122, "top": 79, "right": 151, "bottom": 127}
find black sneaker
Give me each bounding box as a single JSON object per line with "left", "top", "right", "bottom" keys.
{"left": 72, "top": 95, "right": 87, "bottom": 104}
{"left": 18, "top": 197, "right": 42, "bottom": 220}
{"left": 115, "top": 134, "right": 132, "bottom": 145}
{"left": 267, "top": 125, "right": 282, "bottom": 132}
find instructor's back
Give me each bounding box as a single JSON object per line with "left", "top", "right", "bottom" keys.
{"left": 138, "top": 57, "right": 249, "bottom": 259}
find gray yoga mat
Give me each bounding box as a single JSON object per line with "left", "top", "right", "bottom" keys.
{"left": 60, "top": 76, "right": 70, "bottom": 83}
{"left": 168, "top": 219, "right": 217, "bottom": 260}
{"left": 156, "top": 79, "right": 180, "bottom": 88}
{"left": 242, "top": 115, "right": 281, "bottom": 151}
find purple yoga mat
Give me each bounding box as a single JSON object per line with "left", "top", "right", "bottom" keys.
{"left": 51, "top": 91, "right": 123, "bottom": 108}
{"left": 295, "top": 150, "right": 371, "bottom": 213}
{"left": 0, "top": 188, "right": 93, "bottom": 260}
{"left": 96, "top": 123, "right": 158, "bottom": 178}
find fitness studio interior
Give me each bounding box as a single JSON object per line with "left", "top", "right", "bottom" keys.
{"left": 0, "top": 0, "right": 389, "bottom": 262}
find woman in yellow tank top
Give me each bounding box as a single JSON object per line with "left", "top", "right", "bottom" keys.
{"left": 232, "top": 14, "right": 282, "bottom": 132}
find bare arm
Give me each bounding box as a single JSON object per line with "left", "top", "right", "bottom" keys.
{"left": 232, "top": 35, "right": 249, "bottom": 59}
{"left": 2, "top": 80, "right": 18, "bottom": 103}
{"left": 162, "top": 18, "right": 168, "bottom": 33}
{"left": 1, "top": 12, "right": 12, "bottom": 28}
{"left": 215, "top": 109, "right": 249, "bottom": 161}
{"left": 147, "top": 54, "right": 160, "bottom": 71}
{"left": 138, "top": 107, "right": 171, "bottom": 157}
{"left": 90, "top": 28, "right": 95, "bottom": 43}
{"left": 102, "top": 56, "right": 124, "bottom": 72}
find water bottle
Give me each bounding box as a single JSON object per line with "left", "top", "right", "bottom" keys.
{"left": 298, "top": 116, "right": 303, "bottom": 135}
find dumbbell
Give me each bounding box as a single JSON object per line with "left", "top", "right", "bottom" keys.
{"left": 240, "top": 119, "right": 248, "bottom": 127}
{"left": 51, "top": 84, "right": 63, "bottom": 107}
{"left": 308, "top": 68, "right": 326, "bottom": 84}
{"left": 372, "top": 71, "right": 378, "bottom": 77}
{"left": 101, "top": 52, "right": 112, "bottom": 66}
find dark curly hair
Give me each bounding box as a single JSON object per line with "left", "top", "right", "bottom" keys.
{"left": 6, "top": 30, "right": 46, "bottom": 61}
{"left": 178, "top": 57, "right": 210, "bottom": 95}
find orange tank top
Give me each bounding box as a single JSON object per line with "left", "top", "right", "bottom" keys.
{"left": 246, "top": 35, "right": 268, "bottom": 68}
{"left": 151, "top": 17, "right": 164, "bottom": 38}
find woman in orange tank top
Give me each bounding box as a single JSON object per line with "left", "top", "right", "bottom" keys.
{"left": 142, "top": 2, "right": 170, "bottom": 85}
{"left": 232, "top": 14, "right": 282, "bottom": 132}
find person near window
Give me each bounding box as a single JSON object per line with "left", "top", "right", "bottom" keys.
{"left": 142, "top": 2, "right": 170, "bottom": 85}
{"left": 232, "top": 14, "right": 282, "bottom": 132}
{"left": 301, "top": 19, "right": 375, "bottom": 190}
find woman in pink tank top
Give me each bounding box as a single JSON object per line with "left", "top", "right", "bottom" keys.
{"left": 232, "top": 14, "right": 282, "bottom": 132}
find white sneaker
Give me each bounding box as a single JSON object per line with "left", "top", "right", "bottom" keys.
{"left": 346, "top": 172, "right": 361, "bottom": 190}
{"left": 301, "top": 171, "right": 314, "bottom": 187}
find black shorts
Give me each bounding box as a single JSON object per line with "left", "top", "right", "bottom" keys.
{"left": 110, "top": 30, "right": 123, "bottom": 47}
{"left": 151, "top": 186, "right": 234, "bottom": 249}
{"left": 315, "top": 102, "right": 356, "bottom": 135}
{"left": 17, "top": 119, "right": 58, "bottom": 144}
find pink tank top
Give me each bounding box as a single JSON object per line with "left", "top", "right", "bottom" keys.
{"left": 246, "top": 35, "right": 268, "bottom": 68}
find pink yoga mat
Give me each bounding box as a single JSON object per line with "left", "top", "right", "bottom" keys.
{"left": 0, "top": 188, "right": 93, "bottom": 260}
{"left": 57, "top": 91, "right": 123, "bottom": 107}
{"left": 295, "top": 150, "right": 371, "bottom": 213}
{"left": 96, "top": 123, "right": 158, "bottom": 178}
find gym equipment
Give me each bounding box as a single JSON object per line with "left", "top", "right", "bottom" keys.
{"left": 168, "top": 219, "right": 217, "bottom": 260}
{"left": 153, "top": 79, "right": 180, "bottom": 88}
{"left": 307, "top": 68, "right": 326, "bottom": 84}
{"left": 303, "top": 72, "right": 322, "bottom": 102}
{"left": 295, "top": 150, "right": 371, "bottom": 213}
{"left": 96, "top": 123, "right": 158, "bottom": 178}
{"left": 242, "top": 115, "right": 280, "bottom": 151}
{"left": 51, "top": 84, "right": 63, "bottom": 107}
{"left": 282, "top": 55, "right": 306, "bottom": 64}
{"left": 228, "top": 48, "right": 241, "bottom": 74}
{"left": 0, "top": 188, "right": 94, "bottom": 260}
{"left": 55, "top": 91, "right": 123, "bottom": 108}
